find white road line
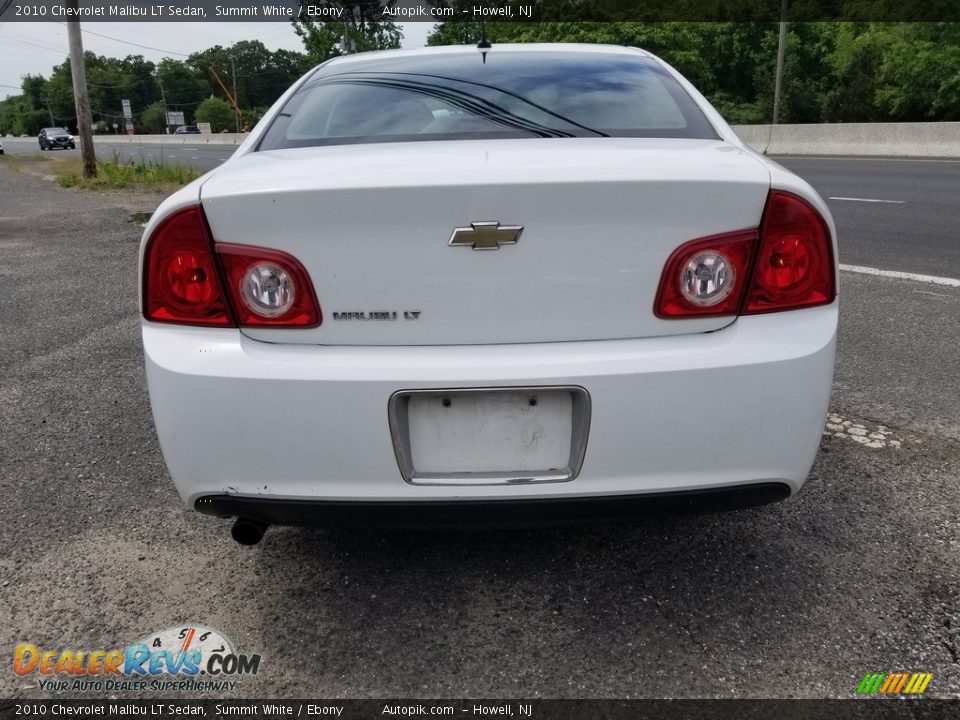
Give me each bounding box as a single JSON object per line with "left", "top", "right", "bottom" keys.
{"left": 840, "top": 264, "right": 960, "bottom": 287}
{"left": 829, "top": 196, "right": 905, "bottom": 204}
{"left": 773, "top": 155, "right": 960, "bottom": 164}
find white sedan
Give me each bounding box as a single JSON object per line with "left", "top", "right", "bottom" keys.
{"left": 139, "top": 44, "right": 837, "bottom": 545}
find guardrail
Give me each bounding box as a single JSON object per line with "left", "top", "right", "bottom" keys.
{"left": 731, "top": 122, "right": 960, "bottom": 158}
{"left": 92, "top": 122, "right": 960, "bottom": 158}
{"left": 94, "top": 133, "right": 247, "bottom": 145}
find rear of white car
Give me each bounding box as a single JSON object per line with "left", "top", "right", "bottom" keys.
{"left": 139, "top": 45, "right": 837, "bottom": 543}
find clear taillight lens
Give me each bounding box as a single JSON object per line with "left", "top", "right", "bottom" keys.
{"left": 679, "top": 250, "right": 737, "bottom": 306}
{"left": 216, "top": 244, "right": 321, "bottom": 327}
{"left": 240, "top": 263, "right": 295, "bottom": 318}
{"left": 654, "top": 230, "right": 758, "bottom": 317}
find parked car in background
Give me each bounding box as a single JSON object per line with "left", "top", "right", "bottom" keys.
{"left": 139, "top": 44, "right": 838, "bottom": 545}
{"left": 174, "top": 125, "right": 201, "bottom": 134}
{"left": 38, "top": 127, "right": 75, "bottom": 150}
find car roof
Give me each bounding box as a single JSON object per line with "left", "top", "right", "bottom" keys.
{"left": 320, "top": 43, "right": 649, "bottom": 70}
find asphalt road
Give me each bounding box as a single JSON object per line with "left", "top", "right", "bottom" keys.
{"left": 2, "top": 136, "right": 233, "bottom": 173}
{"left": 4, "top": 136, "right": 959, "bottom": 279}
{"left": 1, "top": 151, "right": 959, "bottom": 700}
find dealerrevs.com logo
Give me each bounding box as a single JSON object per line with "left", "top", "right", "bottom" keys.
{"left": 14, "top": 625, "right": 261, "bottom": 693}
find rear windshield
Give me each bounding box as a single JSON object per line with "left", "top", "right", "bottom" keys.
{"left": 257, "top": 51, "right": 717, "bottom": 150}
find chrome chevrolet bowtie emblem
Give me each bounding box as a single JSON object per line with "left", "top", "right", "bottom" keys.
{"left": 448, "top": 221, "right": 523, "bottom": 250}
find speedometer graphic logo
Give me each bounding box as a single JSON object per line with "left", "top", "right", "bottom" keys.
{"left": 128, "top": 624, "right": 260, "bottom": 677}
{"left": 137, "top": 625, "right": 235, "bottom": 669}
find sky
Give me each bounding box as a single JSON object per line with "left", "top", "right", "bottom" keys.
{"left": 0, "top": 21, "right": 436, "bottom": 98}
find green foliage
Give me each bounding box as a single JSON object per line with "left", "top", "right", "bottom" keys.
{"left": 241, "top": 106, "right": 270, "bottom": 132}
{"left": 0, "top": 40, "right": 312, "bottom": 136}
{"left": 194, "top": 97, "right": 236, "bottom": 132}
{"left": 186, "top": 40, "right": 312, "bottom": 110}
{"left": 874, "top": 24, "right": 960, "bottom": 120}
{"left": 139, "top": 101, "right": 168, "bottom": 134}
{"left": 426, "top": 20, "right": 960, "bottom": 125}
{"left": 295, "top": 1, "right": 402, "bottom": 63}
{"left": 157, "top": 59, "right": 208, "bottom": 120}
{"left": 57, "top": 151, "right": 200, "bottom": 190}
{"left": 6, "top": 109, "right": 49, "bottom": 136}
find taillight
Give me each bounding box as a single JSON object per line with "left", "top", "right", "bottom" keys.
{"left": 743, "top": 190, "right": 835, "bottom": 314}
{"left": 654, "top": 190, "right": 835, "bottom": 318}
{"left": 143, "top": 206, "right": 321, "bottom": 328}
{"left": 654, "top": 229, "right": 758, "bottom": 317}
{"left": 142, "top": 206, "right": 234, "bottom": 326}
{"left": 216, "top": 244, "right": 322, "bottom": 327}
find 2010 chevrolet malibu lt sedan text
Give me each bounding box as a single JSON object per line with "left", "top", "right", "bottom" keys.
{"left": 139, "top": 44, "right": 837, "bottom": 545}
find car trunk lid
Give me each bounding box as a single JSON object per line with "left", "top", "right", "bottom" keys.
{"left": 199, "top": 138, "right": 770, "bottom": 345}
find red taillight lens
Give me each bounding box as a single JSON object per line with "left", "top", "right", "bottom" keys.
{"left": 743, "top": 190, "right": 835, "bottom": 314}
{"left": 143, "top": 206, "right": 322, "bottom": 328}
{"left": 654, "top": 229, "right": 758, "bottom": 317}
{"left": 216, "top": 243, "right": 322, "bottom": 327}
{"left": 655, "top": 190, "right": 835, "bottom": 319}
{"left": 142, "top": 206, "right": 234, "bottom": 326}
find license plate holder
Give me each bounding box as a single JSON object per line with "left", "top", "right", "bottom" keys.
{"left": 388, "top": 387, "right": 590, "bottom": 486}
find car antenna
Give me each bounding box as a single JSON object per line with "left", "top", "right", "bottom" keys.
{"left": 477, "top": 21, "right": 491, "bottom": 63}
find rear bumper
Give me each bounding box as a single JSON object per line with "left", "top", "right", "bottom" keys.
{"left": 143, "top": 305, "right": 836, "bottom": 510}
{"left": 196, "top": 483, "right": 791, "bottom": 528}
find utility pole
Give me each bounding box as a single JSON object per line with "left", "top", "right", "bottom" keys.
{"left": 771, "top": 0, "right": 789, "bottom": 126}
{"left": 66, "top": 1, "right": 96, "bottom": 178}
{"left": 158, "top": 73, "right": 169, "bottom": 134}
{"left": 231, "top": 56, "right": 240, "bottom": 133}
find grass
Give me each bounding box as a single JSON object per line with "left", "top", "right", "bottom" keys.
{"left": 55, "top": 151, "right": 200, "bottom": 192}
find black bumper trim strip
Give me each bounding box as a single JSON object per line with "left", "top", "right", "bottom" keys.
{"left": 194, "top": 482, "right": 792, "bottom": 528}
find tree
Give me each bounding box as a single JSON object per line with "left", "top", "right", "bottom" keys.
{"left": 241, "top": 106, "right": 270, "bottom": 131}
{"left": 156, "top": 59, "right": 207, "bottom": 122}
{"left": 295, "top": 1, "right": 402, "bottom": 63}
{"left": 13, "top": 109, "right": 49, "bottom": 136}
{"left": 140, "top": 100, "right": 167, "bottom": 133}
{"left": 875, "top": 24, "right": 960, "bottom": 120}
{"left": 187, "top": 41, "right": 311, "bottom": 115}
{"left": 21, "top": 75, "right": 48, "bottom": 112}
{"left": 195, "top": 97, "right": 235, "bottom": 132}
{"left": 424, "top": 20, "right": 833, "bottom": 124}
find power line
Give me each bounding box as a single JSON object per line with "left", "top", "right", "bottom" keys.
{"left": 0, "top": 33, "right": 67, "bottom": 55}
{"left": 57, "top": 23, "right": 190, "bottom": 57}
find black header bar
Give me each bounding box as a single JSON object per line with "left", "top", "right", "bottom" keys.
{"left": 3, "top": 699, "right": 960, "bottom": 720}
{"left": 2, "top": 1, "right": 960, "bottom": 23}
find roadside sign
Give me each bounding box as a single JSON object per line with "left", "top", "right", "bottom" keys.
{"left": 122, "top": 99, "right": 134, "bottom": 135}
{"left": 197, "top": 122, "right": 212, "bottom": 134}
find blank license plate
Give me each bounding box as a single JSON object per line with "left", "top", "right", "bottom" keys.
{"left": 389, "top": 388, "right": 589, "bottom": 485}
